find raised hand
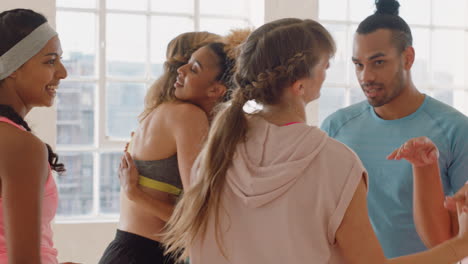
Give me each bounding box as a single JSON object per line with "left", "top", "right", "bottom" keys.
{"left": 387, "top": 136, "right": 439, "bottom": 167}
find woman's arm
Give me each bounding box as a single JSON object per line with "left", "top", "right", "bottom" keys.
{"left": 336, "top": 177, "right": 468, "bottom": 264}
{"left": 119, "top": 152, "right": 175, "bottom": 222}
{"left": 171, "top": 104, "right": 209, "bottom": 189}
{"left": 118, "top": 104, "right": 209, "bottom": 221}
{"left": 0, "top": 133, "right": 48, "bottom": 264}
{"left": 387, "top": 137, "right": 454, "bottom": 247}
{"left": 335, "top": 177, "right": 387, "bottom": 263}
{"left": 390, "top": 194, "right": 468, "bottom": 264}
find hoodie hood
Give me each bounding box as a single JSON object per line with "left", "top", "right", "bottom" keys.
{"left": 226, "top": 115, "right": 328, "bottom": 208}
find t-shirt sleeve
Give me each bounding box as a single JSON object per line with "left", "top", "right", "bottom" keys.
{"left": 320, "top": 115, "right": 333, "bottom": 136}
{"left": 327, "top": 156, "right": 368, "bottom": 245}
{"left": 448, "top": 124, "right": 468, "bottom": 192}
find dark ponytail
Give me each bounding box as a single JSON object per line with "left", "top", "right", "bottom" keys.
{"left": 0, "top": 9, "right": 64, "bottom": 173}
{"left": 0, "top": 105, "right": 65, "bottom": 174}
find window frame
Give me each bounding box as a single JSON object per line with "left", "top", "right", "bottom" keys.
{"left": 55, "top": 0, "right": 255, "bottom": 222}
{"left": 318, "top": 0, "right": 468, "bottom": 122}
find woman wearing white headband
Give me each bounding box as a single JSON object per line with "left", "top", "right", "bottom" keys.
{"left": 0, "top": 9, "right": 75, "bottom": 264}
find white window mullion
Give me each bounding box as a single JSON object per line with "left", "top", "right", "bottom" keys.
{"left": 98, "top": 0, "right": 107, "bottom": 149}
{"left": 346, "top": 20, "right": 353, "bottom": 106}
{"left": 100, "top": 140, "right": 126, "bottom": 150}
{"left": 344, "top": 0, "right": 352, "bottom": 105}
{"left": 194, "top": 0, "right": 200, "bottom": 31}
{"left": 95, "top": 0, "right": 107, "bottom": 218}
{"left": 428, "top": 0, "right": 434, "bottom": 93}
{"left": 60, "top": 77, "right": 98, "bottom": 82}
{"left": 345, "top": 0, "right": 353, "bottom": 101}
{"left": 57, "top": 144, "right": 124, "bottom": 153}
{"left": 106, "top": 77, "right": 148, "bottom": 83}
{"left": 146, "top": 12, "right": 152, "bottom": 82}
{"left": 57, "top": 7, "right": 98, "bottom": 13}
{"left": 56, "top": 145, "right": 100, "bottom": 152}
{"left": 147, "top": 0, "right": 152, "bottom": 82}
{"left": 197, "top": 13, "right": 247, "bottom": 20}
{"left": 92, "top": 151, "right": 100, "bottom": 217}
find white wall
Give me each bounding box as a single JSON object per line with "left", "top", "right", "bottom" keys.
{"left": 53, "top": 222, "right": 118, "bottom": 263}
{"left": 0, "top": 0, "right": 319, "bottom": 263}
{"left": 264, "top": 0, "right": 318, "bottom": 22}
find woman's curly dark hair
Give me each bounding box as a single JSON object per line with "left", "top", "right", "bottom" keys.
{"left": 0, "top": 105, "right": 65, "bottom": 173}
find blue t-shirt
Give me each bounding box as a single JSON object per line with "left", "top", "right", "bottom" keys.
{"left": 321, "top": 95, "right": 468, "bottom": 258}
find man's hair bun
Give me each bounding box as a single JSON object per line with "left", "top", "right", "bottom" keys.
{"left": 375, "top": 0, "right": 400, "bottom": 16}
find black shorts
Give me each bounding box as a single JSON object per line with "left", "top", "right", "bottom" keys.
{"left": 98, "top": 229, "right": 178, "bottom": 264}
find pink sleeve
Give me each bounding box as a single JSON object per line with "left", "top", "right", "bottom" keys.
{"left": 327, "top": 158, "right": 368, "bottom": 245}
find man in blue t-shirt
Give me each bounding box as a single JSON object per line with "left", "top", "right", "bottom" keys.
{"left": 321, "top": 0, "right": 468, "bottom": 258}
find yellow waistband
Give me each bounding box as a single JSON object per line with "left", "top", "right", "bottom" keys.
{"left": 138, "top": 175, "right": 182, "bottom": 196}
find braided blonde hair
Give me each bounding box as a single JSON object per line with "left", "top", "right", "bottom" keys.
{"left": 163, "top": 18, "right": 335, "bottom": 261}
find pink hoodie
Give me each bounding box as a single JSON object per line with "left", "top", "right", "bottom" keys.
{"left": 190, "top": 115, "right": 367, "bottom": 264}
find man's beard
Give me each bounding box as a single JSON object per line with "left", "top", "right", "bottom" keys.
{"left": 363, "top": 67, "right": 405, "bottom": 107}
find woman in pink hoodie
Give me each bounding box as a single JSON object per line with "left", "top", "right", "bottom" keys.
{"left": 388, "top": 136, "right": 468, "bottom": 264}
{"left": 121, "top": 18, "right": 468, "bottom": 264}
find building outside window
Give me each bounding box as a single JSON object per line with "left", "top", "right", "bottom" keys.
{"left": 55, "top": 0, "right": 262, "bottom": 220}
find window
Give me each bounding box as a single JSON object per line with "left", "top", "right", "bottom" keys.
{"left": 55, "top": 0, "right": 262, "bottom": 220}
{"left": 318, "top": 0, "right": 468, "bottom": 124}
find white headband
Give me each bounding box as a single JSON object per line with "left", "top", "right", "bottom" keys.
{"left": 0, "top": 22, "right": 57, "bottom": 80}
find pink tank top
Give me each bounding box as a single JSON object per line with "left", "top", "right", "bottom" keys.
{"left": 0, "top": 117, "right": 59, "bottom": 264}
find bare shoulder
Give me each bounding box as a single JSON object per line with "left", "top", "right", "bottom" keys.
{"left": 0, "top": 125, "right": 47, "bottom": 166}
{"left": 162, "top": 102, "right": 209, "bottom": 125}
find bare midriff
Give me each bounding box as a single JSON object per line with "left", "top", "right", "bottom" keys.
{"left": 118, "top": 185, "right": 177, "bottom": 242}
